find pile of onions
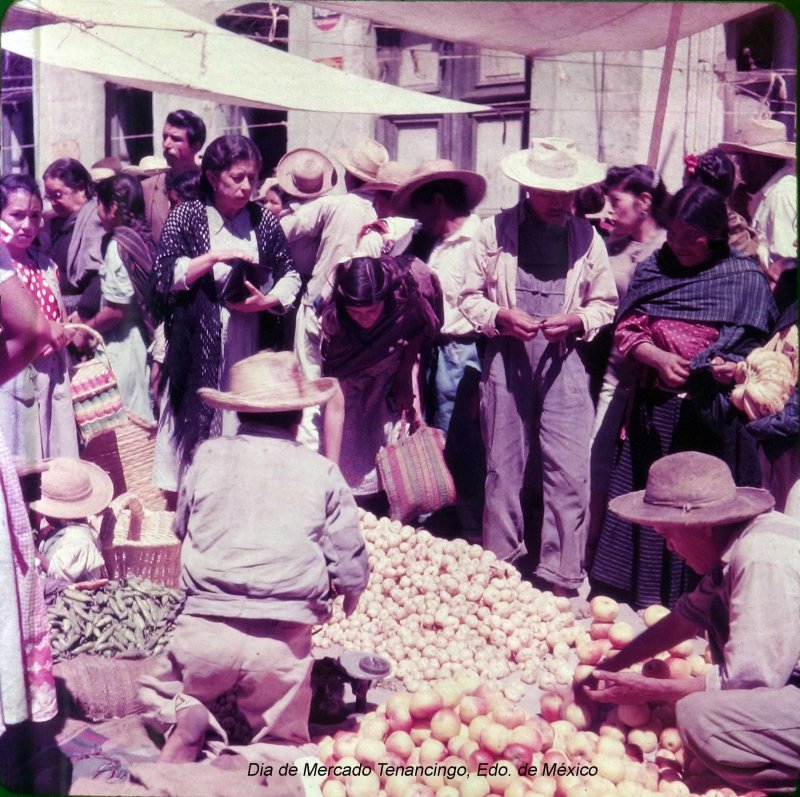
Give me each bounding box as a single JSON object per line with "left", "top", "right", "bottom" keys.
{"left": 317, "top": 672, "right": 763, "bottom": 797}
{"left": 315, "top": 512, "right": 578, "bottom": 694}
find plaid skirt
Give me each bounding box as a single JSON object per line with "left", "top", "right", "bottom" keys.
{"left": 590, "top": 386, "right": 761, "bottom": 609}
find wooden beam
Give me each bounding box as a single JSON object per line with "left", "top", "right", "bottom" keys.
{"left": 647, "top": 3, "right": 684, "bottom": 169}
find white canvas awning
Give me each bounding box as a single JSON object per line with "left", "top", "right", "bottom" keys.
{"left": 296, "top": 2, "right": 769, "bottom": 57}
{"left": 1, "top": 0, "right": 490, "bottom": 115}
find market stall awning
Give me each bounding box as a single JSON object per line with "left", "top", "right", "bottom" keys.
{"left": 1, "top": 0, "right": 490, "bottom": 114}
{"left": 296, "top": 1, "right": 769, "bottom": 57}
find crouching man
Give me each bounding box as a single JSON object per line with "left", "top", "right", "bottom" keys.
{"left": 585, "top": 451, "right": 800, "bottom": 793}
{"left": 139, "top": 351, "right": 370, "bottom": 768}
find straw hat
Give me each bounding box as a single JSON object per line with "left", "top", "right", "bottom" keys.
{"left": 360, "top": 161, "right": 417, "bottom": 194}
{"left": 333, "top": 138, "right": 389, "bottom": 183}
{"left": 123, "top": 155, "right": 169, "bottom": 178}
{"left": 501, "top": 138, "right": 606, "bottom": 192}
{"left": 29, "top": 458, "right": 114, "bottom": 519}
{"left": 90, "top": 156, "right": 123, "bottom": 182}
{"left": 719, "top": 118, "right": 796, "bottom": 161}
{"left": 391, "top": 159, "right": 487, "bottom": 217}
{"left": 198, "top": 351, "right": 338, "bottom": 413}
{"left": 339, "top": 650, "right": 392, "bottom": 681}
{"left": 276, "top": 148, "right": 337, "bottom": 199}
{"left": 608, "top": 451, "right": 774, "bottom": 527}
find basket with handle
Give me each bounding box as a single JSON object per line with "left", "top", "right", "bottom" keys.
{"left": 98, "top": 493, "right": 181, "bottom": 587}
{"left": 67, "top": 323, "right": 127, "bottom": 446}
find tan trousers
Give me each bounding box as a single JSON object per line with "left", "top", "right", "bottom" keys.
{"left": 677, "top": 685, "right": 800, "bottom": 793}
{"left": 139, "top": 614, "right": 315, "bottom": 765}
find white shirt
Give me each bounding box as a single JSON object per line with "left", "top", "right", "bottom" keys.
{"left": 750, "top": 163, "right": 797, "bottom": 269}
{"left": 426, "top": 214, "right": 483, "bottom": 336}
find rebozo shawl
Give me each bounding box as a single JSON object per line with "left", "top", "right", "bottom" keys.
{"left": 617, "top": 245, "right": 777, "bottom": 366}
{"left": 107, "top": 225, "right": 156, "bottom": 336}
{"left": 321, "top": 256, "right": 444, "bottom": 380}
{"left": 151, "top": 199, "right": 299, "bottom": 462}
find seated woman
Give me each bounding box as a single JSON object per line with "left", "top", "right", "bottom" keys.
{"left": 0, "top": 174, "right": 78, "bottom": 461}
{"left": 318, "top": 255, "right": 442, "bottom": 513}
{"left": 71, "top": 173, "right": 155, "bottom": 421}
{"left": 151, "top": 134, "right": 301, "bottom": 493}
{"left": 590, "top": 184, "right": 777, "bottom": 609}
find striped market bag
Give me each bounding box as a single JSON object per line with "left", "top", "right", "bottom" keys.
{"left": 376, "top": 421, "right": 456, "bottom": 524}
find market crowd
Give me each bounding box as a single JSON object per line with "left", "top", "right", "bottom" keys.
{"left": 0, "top": 106, "right": 798, "bottom": 792}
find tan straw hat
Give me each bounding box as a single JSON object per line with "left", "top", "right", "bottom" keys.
{"left": 360, "top": 161, "right": 417, "bottom": 194}
{"left": 333, "top": 138, "right": 389, "bottom": 183}
{"left": 199, "top": 351, "right": 339, "bottom": 413}
{"left": 608, "top": 451, "right": 774, "bottom": 527}
{"left": 124, "top": 155, "right": 169, "bottom": 178}
{"left": 719, "top": 117, "right": 796, "bottom": 161}
{"left": 28, "top": 458, "right": 114, "bottom": 519}
{"left": 90, "top": 156, "right": 123, "bottom": 182}
{"left": 391, "top": 159, "right": 487, "bottom": 217}
{"left": 501, "top": 137, "right": 606, "bottom": 192}
{"left": 276, "top": 148, "right": 338, "bottom": 199}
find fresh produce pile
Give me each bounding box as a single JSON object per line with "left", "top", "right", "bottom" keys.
{"left": 47, "top": 577, "right": 185, "bottom": 662}
{"left": 315, "top": 626, "right": 762, "bottom": 797}
{"left": 315, "top": 513, "right": 580, "bottom": 695}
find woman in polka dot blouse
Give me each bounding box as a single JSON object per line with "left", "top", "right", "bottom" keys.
{"left": 0, "top": 174, "right": 79, "bottom": 461}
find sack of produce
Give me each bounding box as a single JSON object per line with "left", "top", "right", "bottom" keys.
{"left": 53, "top": 654, "right": 156, "bottom": 721}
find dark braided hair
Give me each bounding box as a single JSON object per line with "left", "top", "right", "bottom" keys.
{"left": 95, "top": 173, "right": 152, "bottom": 241}
{"left": 320, "top": 255, "right": 399, "bottom": 338}
{"left": 685, "top": 148, "right": 736, "bottom": 199}
{"left": 0, "top": 173, "right": 42, "bottom": 210}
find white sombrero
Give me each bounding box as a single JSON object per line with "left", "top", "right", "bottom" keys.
{"left": 501, "top": 138, "right": 606, "bottom": 192}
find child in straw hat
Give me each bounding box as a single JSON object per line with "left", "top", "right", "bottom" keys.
{"left": 139, "top": 351, "right": 369, "bottom": 770}
{"left": 584, "top": 451, "right": 800, "bottom": 793}
{"left": 29, "top": 457, "right": 112, "bottom": 584}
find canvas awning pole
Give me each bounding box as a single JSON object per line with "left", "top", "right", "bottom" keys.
{"left": 647, "top": 2, "right": 684, "bottom": 168}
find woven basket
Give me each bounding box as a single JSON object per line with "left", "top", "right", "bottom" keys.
{"left": 82, "top": 411, "right": 166, "bottom": 511}
{"left": 99, "top": 493, "right": 181, "bottom": 588}
{"left": 53, "top": 654, "right": 156, "bottom": 721}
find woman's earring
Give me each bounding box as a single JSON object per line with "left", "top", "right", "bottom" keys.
{"left": 639, "top": 210, "right": 648, "bottom": 220}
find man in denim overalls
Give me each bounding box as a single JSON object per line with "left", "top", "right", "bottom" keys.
{"left": 459, "top": 138, "right": 618, "bottom": 596}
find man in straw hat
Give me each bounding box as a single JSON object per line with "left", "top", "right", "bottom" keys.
{"left": 142, "top": 109, "right": 207, "bottom": 242}
{"left": 719, "top": 117, "right": 796, "bottom": 285}
{"left": 281, "top": 137, "right": 389, "bottom": 450}
{"left": 585, "top": 451, "right": 800, "bottom": 793}
{"left": 139, "top": 351, "right": 369, "bottom": 768}
{"left": 459, "top": 137, "right": 617, "bottom": 596}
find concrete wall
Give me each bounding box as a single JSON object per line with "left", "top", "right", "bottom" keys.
{"left": 286, "top": 4, "right": 377, "bottom": 193}
{"left": 527, "top": 25, "right": 727, "bottom": 194}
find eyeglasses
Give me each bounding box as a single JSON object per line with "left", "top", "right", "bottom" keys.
{"left": 44, "top": 188, "right": 74, "bottom": 202}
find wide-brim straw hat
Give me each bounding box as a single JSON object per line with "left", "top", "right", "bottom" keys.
{"left": 608, "top": 451, "right": 774, "bottom": 527}
{"left": 198, "top": 351, "right": 339, "bottom": 413}
{"left": 123, "top": 155, "right": 169, "bottom": 178}
{"left": 276, "top": 148, "right": 338, "bottom": 199}
{"left": 333, "top": 138, "right": 389, "bottom": 183}
{"left": 719, "top": 117, "right": 796, "bottom": 161}
{"left": 392, "top": 159, "right": 487, "bottom": 217}
{"left": 360, "top": 161, "right": 417, "bottom": 194}
{"left": 29, "top": 457, "right": 114, "bottom": 519}
{"left": 501, "top": 137, "right": 606, "bottom": 192}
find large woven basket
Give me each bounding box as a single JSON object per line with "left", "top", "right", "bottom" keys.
{"left": 99, "top": 493, "right": 181, "bottom": 588}
{"left": 82, "top": 411, "right": 166, "bottom": 510}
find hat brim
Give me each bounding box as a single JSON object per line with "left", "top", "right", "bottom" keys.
{"left": 198, "top": 377, "right": 339, "bottom": 413}
{"left": 29, "top": 459, "right": 114, "bottom": 519}
{"left": 360, "top": 181, "right": 401, "bottom": 194}
{"left": 391, "top": 170, "right": 487, "bottom": 217}
{"left": 332, "top": 147, "right": 384, "bottom": 184}
{"left": 608, "top": 486, "right": 775, "bottom": 527}
{"left": 718, "top": 140, "right": 796, "bottom": 160}
{"left": 276, "top": 148, "right": 338, "bottom": 199}
{"left": 500, "top": 149, "right": 606, "bottom": 192}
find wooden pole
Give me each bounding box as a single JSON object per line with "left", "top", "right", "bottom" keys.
{"left": 647, "top": 2, "right": 684, "bottom": 169}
